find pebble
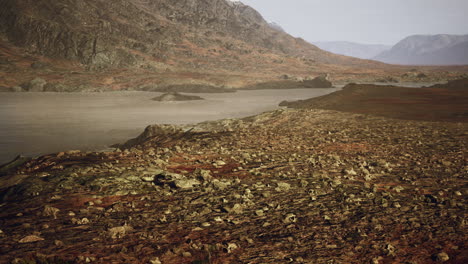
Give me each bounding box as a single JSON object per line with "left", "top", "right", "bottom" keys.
{"left": 19, "top": 235, "right": 44, "bottom": 243}
{"left": 433, "top": 252, "right": 449, "bottom": 262}
{"left": 255, "top": 209, "right": 265, "bottom": 216}
{"left": 150, "top": 258, "right": 162, "bottom": 264}
{"left": 275, "top": 182, "right": 291, "bottom": 192}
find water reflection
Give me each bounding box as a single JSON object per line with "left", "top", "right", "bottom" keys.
{"left": 0, "top": 88, "right": 338, "bottom": 163}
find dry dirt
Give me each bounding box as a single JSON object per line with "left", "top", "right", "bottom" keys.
{"left": 281, "top": 79, "right": 468, "bottom": 123}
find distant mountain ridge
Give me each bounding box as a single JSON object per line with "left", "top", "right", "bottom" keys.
{"left": 373, "top": 34, "right": 468, "bottom": 65}
{"left": 313, "top": 41, "right": 391, "bottom": 59}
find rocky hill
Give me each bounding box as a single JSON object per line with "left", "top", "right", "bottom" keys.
{"left": 0, "top": 0, "right": 397, "bottom": 91}
{"left": 374, "top": 34, "right": 468, "bottom": 65}
{"left": 0, "top": 0, "right": 376, "bottom": 68}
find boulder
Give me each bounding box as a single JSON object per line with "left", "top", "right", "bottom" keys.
{"left": 22, "top": 78, "right": 47, "bottom": 92}
{"left": 43, "top": 83, "right": 69, "bottom": 92}
{"left": 300, "top": 75, "right": 332, "bottom": 88}
{"left": 152, "top": 92, "right": 204, "bottom": 101}
{"left": 115, "top": 124, "right": 183, "bottom": 149}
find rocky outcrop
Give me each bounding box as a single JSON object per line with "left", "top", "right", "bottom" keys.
{"left": 152, "top": 92, "right": 204, "bottom": 102}
{"left": 141, "top": 84, "right": 235, "bottom": 93}
{"left": 243, "top": 76, "right": 333, "bottom": 90}
{"left": 301, "top": 75, "right": 332, "bottom": 88}
{"left": 115, "top": 124, "right": 184, "bottom": 150}
{"left": 20, "top": 77, "right": 47, "bottom": 92}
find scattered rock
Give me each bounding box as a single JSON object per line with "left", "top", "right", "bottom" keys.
{"left": 283, "top": 213, "right": 297, "bottom": 224}
{"left": 19, "top": 235, "right": 45, "bottom": 243}
{"left": 155, "top": 172, "right": 200, "bottom": 189}
{"left": 275, "top": 182, "right": 291, "bottom": 192}
{"left": 42, "top": 205, "right": 60, "bottom": 219}
{"left": 108, "top": 225, "right": 134, "bottom": 239}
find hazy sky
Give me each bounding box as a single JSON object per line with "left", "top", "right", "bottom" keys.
{"left": 239, "top": 0, "right": 468, "bottom": 45}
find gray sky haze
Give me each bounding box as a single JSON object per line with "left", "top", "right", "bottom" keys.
{"left": 239, "top": 0, "right": 468, "bottom": 45}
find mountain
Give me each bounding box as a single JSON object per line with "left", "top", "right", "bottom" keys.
{"left": 0, "top": 0, "right": 388, "bottom": 91}
{"left": 313, "top": 41, "right": 391, "bottom": 59}
{"left": 373, "top": 34, "right": 468, "bottom": 65}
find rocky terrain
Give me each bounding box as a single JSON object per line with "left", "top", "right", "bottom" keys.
{"left": 0, "top": 1, "right": 467, "bottom": 263}
{"left": 1, "top": 79, "right": 467, "bottom": 263}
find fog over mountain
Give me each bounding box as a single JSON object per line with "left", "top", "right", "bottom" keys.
{"left": 374, "top": 34, "right": 468, "bottom": 65}
{"left": 313, "top": 41, "right": 391, "bottom": 60}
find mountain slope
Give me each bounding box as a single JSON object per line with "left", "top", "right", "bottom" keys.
{"left": 3, "top": 0, "right": 462, "bottom": 91}
{"left": 313, "top": 41, "right": 391, "bottom": 59}
{"left": 0, "top": 0, "right": 374, "bottom": 69}
{"left": 374, "top": 34, "right": 468, "bottom": 65}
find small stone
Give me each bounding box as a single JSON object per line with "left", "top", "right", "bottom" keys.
{"left": 230, "top": 203, "right": 243, "bottom": 214}
{"left": 215, "top": 160, "right": 226, "bottom": 166}
{"left": 108, "top": 225, "right": 134, "bottom": 239}
{"left": 196, "top": 169, "right": 213, "bottom": 182}
{"left": 275, "top": 182, "right": 291, "bottom": 192}
{"left": 433, "top": 252, "right": 449, "bottom": 262}
{"left": 19, "top": 235, "right": 44, "bottom": 243}
{"left": 150, "top": 257, "right": 162, "bottom": 264}
{"left": 212, "top": 179, "right": 230, "bottom": 190}
{"left": 79, "top": 218, "right": 90, "bottom": 225}
{"left": 141, "top": 176, "right": 155, "bottom": 182}
{"left": 283, "top": 213, "right": 297, "bottom": 224}
{"left": 255, "top": 209, "right": 264, "bottom": 216}
{"left": 223, "top": 243, "right": 238, "bottom": 253}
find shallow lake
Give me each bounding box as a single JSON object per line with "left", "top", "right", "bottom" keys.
{"left": 0, "top": 88, "right": 340, "bottom": 163}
